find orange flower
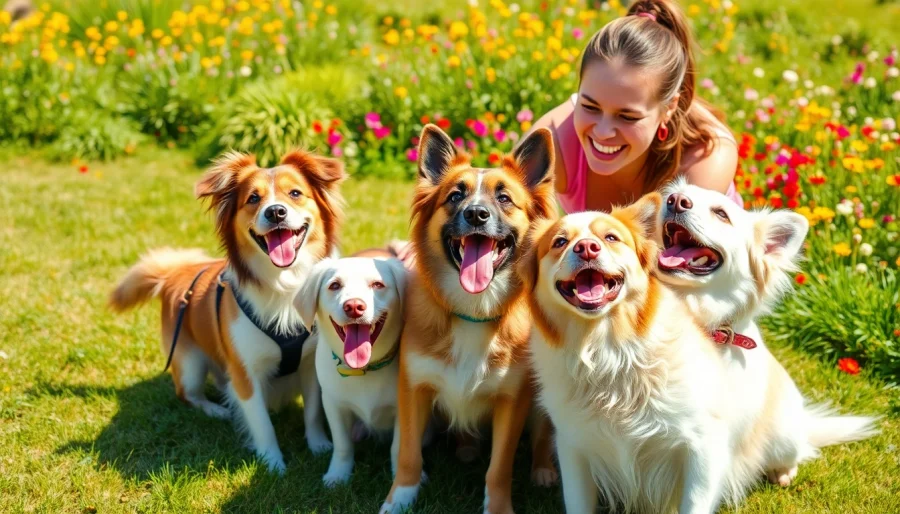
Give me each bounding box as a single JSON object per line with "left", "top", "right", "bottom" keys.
{"left": 794, "top": 273, "right": 807, "bottom": 285}
{"left": 893, "top": 329, "right": 900, "bottom": 338}
{"left": 79, "top": 165, "right": 88, "bottom": 173}
{"left": 837, "top": 357, "right": 860, "bottom": 375}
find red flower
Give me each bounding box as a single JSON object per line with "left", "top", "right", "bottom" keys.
{"left": 782, "top": 182, "right": 800, "bottom": 198}
{"left": 769, "top": 196, "right": 783, "bottom": 208}
{"left": 809, "top": 175, "right": 826, "bottom": 185}
{"left": 794, "top": 273, "right": 807, "bottom": 285}
{"left": 437, "top": 118, "right": 451, "bottom": 130}
{"left": 78, "top": 165, "right": 88, "bottom": 174}
{"left": 312, "top": 120, "right": 323, "bottom": 134}
{"left": 787, "top": 198, "right": 799, "bottom": 209}
{"left": 893, "top": 329, "right": 900, "bottom": 338}
{"left": 420, "top": 115, "right": 431, "bottom": 124}
{"left": 487, "top": 152, "right": 500, "bottom": 164}
{"left": 837, "top": 357, "right": 860, "bottom": 375}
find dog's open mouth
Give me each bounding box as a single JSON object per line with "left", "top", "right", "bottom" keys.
{"left": 330, "top": 313, "right": 387, "bottom": 369}
{"left": 447, "top": 234, "right": 514, "bottom": 294}
{"left": 250, "top": 223, "right": 309, "bottom": 268}
{"left": 556, "top": 269, "right": 623, "bottom": 311}
{"left": 659, "top": 222, "right": 723, "bottom": 275}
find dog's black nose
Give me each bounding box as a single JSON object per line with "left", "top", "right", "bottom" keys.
{"left": 264, "top": 204, "right": 288, "bottom": 223}
{"left": 463, "top": 205, "right": 491, "bottom": 227}
{"left": 667, "top": 193, "right": 693, "bottom": 214}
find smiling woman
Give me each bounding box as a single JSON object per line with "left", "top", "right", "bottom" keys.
{"left": 526, "top": 0, "right": 741, "bottom": 214}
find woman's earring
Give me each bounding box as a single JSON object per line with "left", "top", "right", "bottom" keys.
{"left": 657, "top": 124, "right": 669, "bottom": 142}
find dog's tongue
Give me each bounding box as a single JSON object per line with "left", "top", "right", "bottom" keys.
{"left": 343, "top": 324, "right": 372, "bottom": 369}
{"left": 459, "top": 235, "right": 495, "bottom": 294}
{"left": 658, "top": 245, "right": 712, "bottom": 269}
{"left": 265, "top": 229, "right": 296, "bottom": 267}
{"left": 575, "top": 270, "right": 606, "bottom": 302}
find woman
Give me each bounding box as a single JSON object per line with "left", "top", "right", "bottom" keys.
{"left": 392, "top": 0, "right": 739, "bottom": 266}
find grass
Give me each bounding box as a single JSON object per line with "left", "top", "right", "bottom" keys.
{"left": 0, "top": 148, "right": 898, "bottom": 513}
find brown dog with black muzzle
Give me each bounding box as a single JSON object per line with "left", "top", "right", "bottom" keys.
{"left": 110, "top": 150, "right": 345, "bottom": 473}
{"left": 379, "top": 124, "right": 558, "bottom": 514}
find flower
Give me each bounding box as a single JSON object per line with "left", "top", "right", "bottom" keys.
{"left": 373, "top": 126, "right": 391, "bottom": 139}
{"left": 782, "top": 70, "right": 799, "bottom": 83}
{"left": 406, "top": 148, "right": 418, "bottom": 162}
{"left": 572, "top": 28, "right": 584, "bottom": 40}
{"left": 516, "top": 109, "right": 533, "bottom": 123}
{"left": 794, "top": 273, "right": 807, "bottom": 285}
{"left": 855, "top": 263, "right": 868, "bottom": 273}
{"left": 364, "top": 112, "right": 381, "bottom": 129}
{"left": 838, "top": 357, "right": 860, "bottom": 375}
{"left": 327, "top": 131, "right": 342, "bottom": 146}
{"left": 494, "top": 130, "right": 507, "bottom": 143}
{"left": 859, "top": 218, "right": 875, "bottom": 229}
{"left": 471, "top": 120, "right": 488, "bottom": 138}
{"left": 394, "top": 86, "right": 408, "bottom": 98}
{"left": 78, "top": 165, "right": 88, "bottom": 173}
{"left": 850, "top": 62, "right": 864, "bottom": 84}
{"left": 836, "top": 200, "right": 854, "bottom": 216}
{"left": 860, "top": 243, "right": 873, "bottom": 256}
{"left": 833, "top": 242, "right": 851, "bottom": 256}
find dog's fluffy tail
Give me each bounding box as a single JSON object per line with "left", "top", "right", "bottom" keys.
{"left": 109, "top": 248, "right": 217, "bottom": 312}
{"left": 805, "top": 403, "right": 880, "bottom": 449}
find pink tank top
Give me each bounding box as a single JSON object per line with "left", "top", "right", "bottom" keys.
{"left": 556, "top": 94, "right": 743, "bottom": 213}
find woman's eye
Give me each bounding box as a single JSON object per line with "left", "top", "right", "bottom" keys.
{"left": 552, "top": 237, "right": 569, "bottom": 248}
{"left": 248, "top": 193, "right": 260, "bottom": 204}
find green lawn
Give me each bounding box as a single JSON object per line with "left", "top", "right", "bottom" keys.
{"left": 0, "top": 149, "right": 898, "bottom": 513}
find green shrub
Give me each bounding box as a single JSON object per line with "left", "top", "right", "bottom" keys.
{"left": 48, "top": 110, "right": 144, "bottom": 161}
{"left": 764, "top": 268, "right": 900, "bottom": 385}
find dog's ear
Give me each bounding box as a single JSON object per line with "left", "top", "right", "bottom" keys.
{"left": 614, "top": 192, "right": 663, "bottom": 269}
{"left": 378, "top": 257, "right": 409, "bottom": 303}
{"left": 282, "top": 150, "right": 347, "bottom": 192}
{"left": 755, "top": 210, "right": 809, "bottom": 270}
{"left": 294, "top": 259, "right": 334, "bottom": 329}
{"left": 517, "top": 218, "right": 555, "bottom": 292}
{"left": 418, "top": 124, "right": 459, "bottom": 184}
{"left": 196, "top": 151, "right": 255, "bottom": 200}
{"left": 510, "top": 127, "right": 555, "bottom": 191}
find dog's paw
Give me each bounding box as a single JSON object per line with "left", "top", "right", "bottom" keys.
{"left": 379, "top": 484, "right": 420, "bottom": 514}
{"left": 767, "top": 466, "right": 798, "bottom": 487}
{"left": 203, "top": 403, "right": 231, "bottom": 419}
{"left": 322, "top": 466, "right": 353, "bottom": 488}
{"left": 307, "top": 436, "right": 334, "bottom": 455}
{"left": 530, "top": 467, "right": 559, "bottom": 487}
{"left": 259, "top": 450, "right": 286, "bottom": 474}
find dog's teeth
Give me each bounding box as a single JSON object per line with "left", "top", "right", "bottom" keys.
{"left": 691, "top": 256, "right": 709, "bottom": 267}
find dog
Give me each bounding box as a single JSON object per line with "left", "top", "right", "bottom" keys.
{"left": 522, "top": 192, "right": 878, "bottom": 513}
{"left": 655, "top": 178, "right": 879, "bottom": 493}
{"left": 379, "top": 124, "right": 559, "bottom": 514}
{"left": 295, "top": 256, "right": 407, "bottom": 486}
{"left": 109, "top": 150, "right": 345, "bottom": 473}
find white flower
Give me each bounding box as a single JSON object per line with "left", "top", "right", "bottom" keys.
{"left": 782, "top": 70, "right": 799, "bottom": 83}
{"left": 831, "top": 35, "right": 843, "bottom": 45}
{"left": 888, "top": 67, "right": 900, "bottom": 78}
{"left": 804, "top": 79, "right": 814, "bottom": 89}
{"left": 882, "top": 134, "right": 890, "bottom": 143}
{"left": 239, "top": 66, "right": 252, "bottom": 77}
{"left": 723, "top": 0, "right": 733, "bottom": 9}
{"left": 837, "top": 201, "right": 854, "bottom": 216}
{"left": 892, "top": 91, "right": 900, "bottom": 102}
{"left": 864, "top": 77, "right": 877, "bottom": 89}
{"left": 864, "top": 116, "right": 874, "bottom": 125}
{"left": 735, "top": 110, "right": 746, "bottom": 119}
{"left": 855, "top": 263, "right": 868, "bottom": 273}
{"left": 888, "top": 247, "right": 898, "bottom": 257}
{"left": 853, "top": 233, "right": 863, "bottom": 244}
{"left": 509, "top": 3, "right": 520, "bottom": 13}
{"left": 860, "top": 243, "right": 873, "bottom": 256}
{"left": 848, "top": 106, "right": 858, "bottom": 116}
{"left": 798, "top": 96, "right": 809, "bottom": 107}
{"left": 883, "top": 118, "right": 897, "bottom": 131}
{"left": 744, "top": 88, "right": 759, "bottom": 101}
{"left": 753, "top": 67, "right": 765, "bottom": 78}
{"left": 867, "top": 51, "right": 879, "bottom": 62}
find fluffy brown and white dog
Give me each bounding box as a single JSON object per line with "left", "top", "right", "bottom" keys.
{"left": 522, "top": 192, "right": 878, "bottom": 513}
{"left": 379, "top": 124, "right": 558, "bottom": 514}
{"left": 109, "top": 150, "right": 345, "bottom": 473}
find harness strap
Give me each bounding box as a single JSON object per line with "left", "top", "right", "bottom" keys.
{"left": 164, "top": 266, "right": 211, "bottom": 372}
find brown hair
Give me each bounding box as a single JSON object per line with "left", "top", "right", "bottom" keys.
{"left": 579, "top": 0, "right": 727, "bottom": 191}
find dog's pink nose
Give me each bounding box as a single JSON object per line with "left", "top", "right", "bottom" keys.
{"left": 343, "top": 299, "right": 366, "bottom": 319}
{"left": 573, "top": 238, "right": 601, "bottom": 261}
{"left": 667, "top": 192, "right": 693, "bottom": 214}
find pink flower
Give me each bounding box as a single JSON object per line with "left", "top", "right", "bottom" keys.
{"left": 494, "top": 130, "right": 507, "bottom": 143}
{"left": 374, "top": 126, "right": 391, "bottom": 139}
{"left": 851, "top": 62, "right": 864, "bottom": 84}
{"left": 700, "top": 78, "right": 715, "bottom": 89}
{"left": 454, "top": 137, "right": 464, "bottom": 148}
{"left": 467, "top": 140, "right": 477, "bottom": 151}
{"left": 572, "top": 28, "right": 584, "bottom": 40}
{"left": 364, "top": 112, "right": 382, "bottom": 130}
{"left": 885, "top": 51, "right": 897, "bottom": 67}
{"left": 406, "top": 148, "right": 418, "bottom": 162}
{"left": 471, "top": 120, "right": 488, "bottom": 137}
{"left": 744, "top": 88, "right": 759, "bottom": 101}
{"left": 331, "top": 145, "right": 343, "bottom": 157}
{"left": 516, "top": 109, "right": 533, "bottom": 123}
{"left": 883, "top": 214, "right": 895, "bottom": 224}
{"left": 837, "top": 126, "right": 850, "bottom": 139}
{"left": 327, "top": 132, "right": 343, "bottom": 146}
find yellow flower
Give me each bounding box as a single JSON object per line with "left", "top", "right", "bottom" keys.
{"left": 235, "top": 0, "right": 250, "bottom": 12}
{"left": 86, "top": 26, "right": 102, "bottom": 41}
{"left": 888, "top": 175, "right": 899, "bottom": 186}
{"left": 521, "top": 120, "right": 532, "bottom": 132}
{"left": 325, "top": 4, "right": 337, "bottom": 15}
{"left": 858, "top": 218, "right": 875, "bottom": 229}
{"left": 151, "top": 28, "right": 164, "bottom": 39}
{"left": 864, "top": 158, "right": 884, "bottom": 170}
{"left": 116, "top": 10, "right": 128, "bottom": 21}
{"left": 313, "top": 0, "right": 323, "bottom": 8}
{"left": 486, "top": 67, "right": 496, "bottom": 83}
{"left": 882, "top": 142, "right": 897, "bottom": 151}
{"left": 845, "top": 185, "right": 858, "bottom": 193}
{"left": 382, "top": 16, "right": 393, "bottom": 26}
{"left": 104, "top": 21, "right": 118, "bottom": 32}
{"left": 850, "top": 140, "right": 869, "bottom": 153}
{"left": 531, "top": 50, "right": 544, "bottom": 61}
{"left": 241, "top": 49, "right": 254, "bottom": 61}
{"left": 497, "top": 48, "right": 510, "bottom": 60}
{"left": 833, "top": 242, "right": 851, "bottom": 257}
{"left": 104, "top": 35, "right": 119, "bottom": 49}
{"left": 94, "top": 54, "right": 106, "bottom": 65}
{"left": 896, "top": 256, "right": 900, "bottom": 268}
{"left": 383, "top": 29, "right": 399, "bottom": 46}
{"left": 394, "top": 86, "right": 408, "bottom": 98}
{"left": 449, "top": 21, "right": 468, "bottom": 40}
{"left": 688, "top": 4, "right": 701, "bottom": 16}
{"left": 160, "top": 36, "right": 172, "bottom": 46}
{"left": 0, "top": 11, "right": 10, "bottom": 25}
{"left": 447, "top": 55, "right": 461, "bottom": 68}
{"left": 842, "top": 156, "right": 864, "bottom": 173}
{"left": 465, "top": 67, "right": 475, "bottom": 77}
{"left": 200, "top": 56, "right": 213, "bottom": 68}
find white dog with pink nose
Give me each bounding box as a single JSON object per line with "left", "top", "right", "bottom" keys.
{"left": 295, "top": 256, "right": 407, "bottom": 486}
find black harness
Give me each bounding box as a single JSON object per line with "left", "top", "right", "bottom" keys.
{"left": 164, "top": 268, "right": 311, "bottom": 378}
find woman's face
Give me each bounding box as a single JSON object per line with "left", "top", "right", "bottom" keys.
{"left": 573, "top": 59, "right": 675, "bottom": 176}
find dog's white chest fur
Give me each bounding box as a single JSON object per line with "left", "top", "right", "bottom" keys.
{"left": 407, "top": 321, "right": 522, "bottom": 429}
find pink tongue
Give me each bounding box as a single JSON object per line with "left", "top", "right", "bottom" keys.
{"left": 265, "top": 229, "right": 296, "bottom": 267}
{"left": 459, "top": 235, "right": 495, "bottom": 294}
{"left": 658, "top": 245, "right": 712, "bottom": 269}
{"left": 343, "top": 324, "right": 372, "bottom": 369}
{"left": 575, "top": 270, "right": 606, "bottom": 302}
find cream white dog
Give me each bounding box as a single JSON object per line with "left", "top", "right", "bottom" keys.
{"left": 296, "top": 256, "right": 407, "bottom": 486}
{"left": 522, "top": 190, "right": 879, "bottom": 514}
{"left": 656, "top": 178, "right": 879, "bottom": 496}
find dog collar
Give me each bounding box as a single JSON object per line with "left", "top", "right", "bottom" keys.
{"left": 452, "top": 312, "right": 501, "bottom": 323}
{"left": 711, "top": 326, "right": 757, "bottom": 350}
{"left": 331, "top": 343, "right": 399, "bottom": 377}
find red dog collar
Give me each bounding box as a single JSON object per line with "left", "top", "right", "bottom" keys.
{"left": 711, "top": 326, "right": 757, "bottom": 350}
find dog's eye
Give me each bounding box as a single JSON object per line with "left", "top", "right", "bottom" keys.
{"left": 605, "top": 233, "right": 619, "bottom": 243}
{"left": 327, "top": 281, "right": 341, "bottom": 291}
{"left": 372, "top": 281, "right": 385, "bottom": 290}
{"left": 497, "top": 193, "right": 512, "bottom": 204}
{"left": 552, "top": 236, "right": 568, "bottom": 249}
{"left": 713, "top": 208, "right": 730, "bottom": 222}
{"left": 247, "top": 193, "right": 260, "bottom": 204}
{"left": 289, "top": 189, "right": 302, "bottom": 199}
{"left": 448, "top": 191, "right": 464, "bottom": 204}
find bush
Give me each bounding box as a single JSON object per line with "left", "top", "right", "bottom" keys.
{"left": 48, "top": 110, "right": 143, "bottom": 161}
{"left": 764, "top": 268, "right": 900, "bottom": 385}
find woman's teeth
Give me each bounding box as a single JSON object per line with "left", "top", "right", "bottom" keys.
{"left": 591, "top": 139, "right": 624, "bottom": 154}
